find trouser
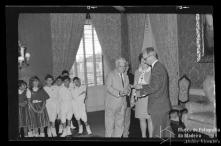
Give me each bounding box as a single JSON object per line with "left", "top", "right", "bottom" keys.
{"left": 105, "top": 103, "right": 126, "bottom": 137}
{"left": 60, "top": 101, "right": 73, "bottom": 123}
{"left": 151, "top": 111, "right": 173, "bottom": 138}
{"left": 46, "top": 100, "right": 58, "bottom": 122}
{"left": 123, "top": 107, "right": 131, "bottom": 137}
{"left": 72, "top": 100, "right": 87, "bottom": 122}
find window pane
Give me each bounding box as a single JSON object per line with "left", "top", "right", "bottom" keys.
{"left": 76, "top": 55, "right": 84, "bottom": 62}
{"left": 85, "top": 42, "right": 93, "bottom": 57}
{"left": 95, "top": 55, "right": 102, "bottom": 61}
{"left": 96, "top": 62, "right": 103, "bottom": 73}
{"left": 72, "top": 24, "right": 104, "bottom": 87}
{"left": 97, "top": 76, "right": 103, "bottom": 85}
{"left": 76, "top": 62, "right": 85, "bottom": 84}
{"left": 86, "top": 55, "right": 93, "bottom": 62}
{"left": 86, "top": 61, "right": 94, "bottom": 85}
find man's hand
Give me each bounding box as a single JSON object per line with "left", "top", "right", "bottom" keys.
{"left": 123, "top": 86, "right": 131, "bottom": 96}
{"left": 119, "top": 91, "right": 126, "bottom": 97}
{"left": 135, "top": 84, "right": 142, "bottom": 90}
{"left": 136, "top": 90, "right": 141, "bottom": 98}
{"left": 130, "top": 97, "right": 135, "bottom": 107}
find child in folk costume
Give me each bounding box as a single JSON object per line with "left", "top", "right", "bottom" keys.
{"left": 43, "top": 74, "right": 59, "bottom": 137}
{"left": 58, "top": 76, "right": 73, "bottom": 137}
{"left": 28, "top": 76, "right": 50, "bottom": 137}
{"left": 53, "top": 76, "right": 65, "bottom": 134}
{"left": 71, "top": 77, "right": 92, "bottom": 135}
{"left": 61, "top": 70, "right": 76, "bottom": 130}
{"left": 18, "top": 80, "right": 32, "bottom": 137}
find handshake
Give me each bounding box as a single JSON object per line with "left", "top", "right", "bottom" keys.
{"left": 119, "top": 86, "right": 131, "bottom": 97}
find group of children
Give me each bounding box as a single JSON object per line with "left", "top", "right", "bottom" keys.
{"left": 18, "top": 70, "right": 92, "bottom": 138}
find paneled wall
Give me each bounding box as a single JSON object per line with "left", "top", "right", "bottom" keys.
{"left": 177, "top": 14, "right": 215, "bottom": 88}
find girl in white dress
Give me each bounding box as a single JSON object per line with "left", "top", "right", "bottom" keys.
{"left": 71, "top": 77, "right": 92, "bottom": 135}
{"left": 44, "top": 74, "right": 59, "bottom": 137}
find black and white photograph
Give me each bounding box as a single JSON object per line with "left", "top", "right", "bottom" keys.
{"left": 7, "top": 5, "right": 219, "bottom": 143}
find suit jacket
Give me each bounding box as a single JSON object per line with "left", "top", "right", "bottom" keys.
{"left": 105, "top": 69, "right": 130, "bottom": 110}
{"left": 140, "top": 61, "right": 172, "bottom": 114}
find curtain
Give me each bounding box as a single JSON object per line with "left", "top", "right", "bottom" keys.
{"left": 127, "top": 14, "right": 146, "bottom": 73}
{"left": 90, "top": 14, "right": 121, "bottom": 78}
{"left": 121, "top": 14, "right": 130, "bottom": 63}
{"left": 142, "top": 14, "right": 156, "bottom": 52}
{"left": 50, "top": 13, "right": 85, "bottom": 77}
{"left": 149, "top": 14, "right": 179, "bottom": 106}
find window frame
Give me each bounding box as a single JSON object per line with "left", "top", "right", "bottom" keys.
{"left": 71, "top": 21, "right": 104, "bottom": 87}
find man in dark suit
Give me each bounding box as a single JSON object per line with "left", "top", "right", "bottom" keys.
{"left": 136, "top": 47, "right": 172, "bottom": 138}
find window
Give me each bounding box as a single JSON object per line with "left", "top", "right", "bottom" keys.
{"left": 70, "top": 22, "right": 104, "bottom": 86}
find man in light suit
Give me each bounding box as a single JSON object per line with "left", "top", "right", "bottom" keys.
{"left": 105, "top": 57, "right": 131, "bottom": 137}
{"left": 136, "top": 47, "right": 172, "bottom": 138}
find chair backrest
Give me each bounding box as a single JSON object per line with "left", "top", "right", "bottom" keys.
{"left": 178, "top": 75, "right": 191, "bottom": 103}
{"left": 203, "top": 75, "right": 215, "bottom": 104}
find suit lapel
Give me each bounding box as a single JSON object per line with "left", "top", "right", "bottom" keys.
{"left": 149, "top": 61, "right": 159, "bottom": 84}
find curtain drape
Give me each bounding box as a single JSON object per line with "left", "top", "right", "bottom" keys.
{"left": 50, "top": 13, "right": 85, "bottom": 77}
{"left": 127, "top": 14, "right": 146, "bottom": 73}
{"left": 90, "top": 14, "right": 122, "bottom": 77}
{"left": 149, "top": 14, "right": 179, "bottom": 105}
{"left": 142, "top": 14, "right": 156, "bottom": 52}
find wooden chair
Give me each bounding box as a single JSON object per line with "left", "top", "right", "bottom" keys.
{"left": 170, "top": 75, "right": 190, "bottom": 125}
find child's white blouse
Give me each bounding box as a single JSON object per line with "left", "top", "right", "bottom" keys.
{"left": 71, "top": 85, "right": 86, "bottom": 103}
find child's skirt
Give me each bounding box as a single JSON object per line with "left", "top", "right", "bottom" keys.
{"left": 28, "top": 102, "right": 50, "bottom": 129}
{"left": 19, "top": 103, "right": 31, "bottom": 129}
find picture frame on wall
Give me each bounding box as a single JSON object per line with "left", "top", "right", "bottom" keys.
{"left": 196, "top": 14, "right": 214, "bottom": 63}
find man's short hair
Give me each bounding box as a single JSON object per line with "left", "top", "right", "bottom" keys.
{"left": 115, "top": 57, "right": 126, "bottom": 67}
{"left": 143, "top": 47, "right": 155, "bottom": 54}
{"left": 143, "top": 47, "right": 156, "bottom": 57}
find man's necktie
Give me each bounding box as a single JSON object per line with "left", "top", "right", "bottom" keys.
{"left": 120, "top": 73, "right": 124, "bottom": 88}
